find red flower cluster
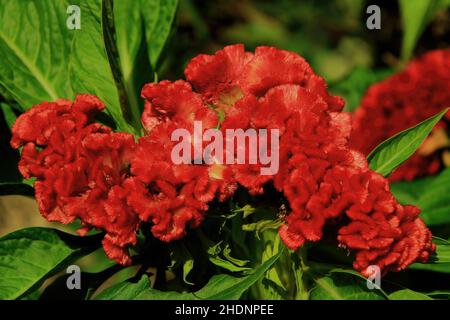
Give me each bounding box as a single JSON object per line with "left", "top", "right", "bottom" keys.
{"left": 350, "top": 49, "right": 450, "bottom": 181}
{"left": 11, "top": 95, "right": 139, "bottom": 265}
{"left": 184, "top": 44, "right": 434, "bottom": 275}
{"left": 11, "top": 45, "right": 436, "bottom": 276}
{"left": 128, "top": 80, "right": 237, "bottom": 242}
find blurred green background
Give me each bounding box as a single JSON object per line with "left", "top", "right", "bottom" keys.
{"left": 163, "top": 0, "right": 448, "bottom": 81}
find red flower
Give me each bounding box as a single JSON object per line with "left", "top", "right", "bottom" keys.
{"left": 183, "top": 44, "right": 435, "bottom": 275}
{"left": 131, "top": 83, "right": 236, "bottom": 242}
{"left": 185, "top": 44, "right": 343, "bottom": 111}
{"left": 350, "top": 49, "right": 450, "bottom": 181}
{"left": 141, "top": 80, "right": 217, "bottom": 133}
{"left": 11, "top": 95, "right": 139, "bottom": 265}
{"left": 337, "top": 172, "right": 435, "bottom": 276}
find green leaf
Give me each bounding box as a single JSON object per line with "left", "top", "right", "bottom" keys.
{"left": 390, "top": 175, "right": 435, "bottom": 205}
{"left": 391, "top": 169, "right": 450, "bottom": 226}
{"left": 0, "top": 102, "right": 16, "bottom": 130}
{"left": 207, "top": 241, "right": 250, "bottom": 272}
{"left": 0, "top": 227, "right": 102, "bottom": 300}
{"left": 426, "top": 290, "right": 450, "bottom": 298}
{"left": 242, "top": 219, "right": 283, "bottom": 237}
{"left": 69, "top": 0, "right": 133, "bottom": 133}
{"left": 40, "top": 263, "right": 122, "bottom": 300}
{"left": 97, "top": 249, "right": 282, "bottom": 300}
{"left": 182, "top": 257, "right": 195, "bottom": 285}
{"left": 168, "top": 243, "right": 195, "bottom": 285}
{"left": 114, "top": 0, "right": 152, "bottom": 129}
{"left": 310, "top": 273, "right": 385, "bottom": 300}
{"left": 251, "top": 230, "right": 293, "bottom": 300}
{"left": 367, "top": 108, "right": 449, "bottom": 177}
{"left": 0, "top": 0, "right": 134, "bottom": 132}
{"left": 95, "top": 274, "right": 152, "bottom": 300}
{"left": 140, "top": 0, "right": 178, "bottom": 69}
{"left": 0, "top": 0, "right": 74, "bottom": 110}
{"left": 409, "top": 240, "right": 450, "bottom": 273}
{"left": 0, "top": 102, "right": 27, "bottom": 194}
{"left": 388, "top": 289, "right": 432, "bottom": 300}
{"left": 328, "top": 268, "right": 389, "bottom": 298}
{"left": 399, "top": 0, "right": 445, "bottom": 62}
{"left": 416, "top": 169, "right": 450, "bottom": 225}
{"left": 223, "top": 244, "right": 249, "bottom": 267}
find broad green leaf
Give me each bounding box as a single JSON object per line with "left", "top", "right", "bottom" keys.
{"left": 0, "top": 0, "right": 74, "bottom": 110}
{"left": 0, "top": 0, "right": 134, "bottom": 131}
{"left": 114, "top": 0, "right": 152, "bottom": 129}
{"left": 310, "top": 273, "right": 385, "bottom": 300}
{"left": 368, "top": 108, "right": 449, "bottom": 177}
{"left": 0, "top": 228, "right": 102, "bottom": 300}
{"left": 391, "top": 169, "right": 450, "bottom": 226}
{"left": 327, "top": 268, "right": 389, "bottom": 298}
{"left": 388, "top": 289, "right": 432, "bottom": 300}
{"left": 140, "top": 0, "right": 178, "bottom": 69}
{"left": 399, "top": 0, "right": 445, "bottom": 62}
{"left": 69, "top": 0, "right": 134, "bottom": 133}
{"left": 96, "top": 249, "right": 282, "bottom": 300}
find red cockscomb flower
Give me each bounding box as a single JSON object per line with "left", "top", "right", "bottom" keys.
{"left": 350, "top": 49, "right": 450, "bottom": 181}
{"left": 130, "top": 81, "right": 236, "bottom": 242}
{"left": 183, "top": 44, "right": 435, "bottom": 275}
{"left": 11, "top": 94, "right": 139, "bottom": 265}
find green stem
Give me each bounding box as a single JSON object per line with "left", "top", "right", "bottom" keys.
{"left": 292, "top": 247, "right": 310, "bottom": 300}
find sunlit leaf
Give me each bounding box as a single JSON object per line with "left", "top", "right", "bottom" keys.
{"left": 368, "top": 108, "right": 449, "bottom": 177}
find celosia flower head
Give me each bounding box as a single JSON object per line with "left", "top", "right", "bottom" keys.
{"left": 11, "top": 95, "right": 139, "bottom": 265}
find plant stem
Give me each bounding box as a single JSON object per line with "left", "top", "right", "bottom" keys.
{"left": 292, "top": 247, "right": 310, "bottom": 300}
